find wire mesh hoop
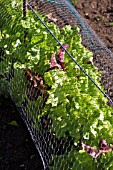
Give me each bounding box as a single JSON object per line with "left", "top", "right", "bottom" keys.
{"left": 29, "top": 0, "right": 113, "bottom": 106}
{"left": 27, "top": 1, "right": 113, "bottom": 169}
{"left": 1, "top": 0, "right": 113, "bottom": 170}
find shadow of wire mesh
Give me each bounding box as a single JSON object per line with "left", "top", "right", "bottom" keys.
{"left": 1, "top": 0, "right": 113, "bottom": 170}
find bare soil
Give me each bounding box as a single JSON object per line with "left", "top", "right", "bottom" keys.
{"left": 0, "top": 96, "right": 43, "bottom": 170}
{"left": 75, "top": 0, "right": 113, "bottom": 52}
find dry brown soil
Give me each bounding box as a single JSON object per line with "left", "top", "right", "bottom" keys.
{"left": 75, "top": 0, "right": 113, "bottom": 52}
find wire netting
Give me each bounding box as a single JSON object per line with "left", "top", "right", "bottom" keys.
{"left": 1, "top": 0, "right": 113, "bottom": 169}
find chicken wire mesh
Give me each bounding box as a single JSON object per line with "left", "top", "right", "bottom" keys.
{"left": 1, "top": 0, "right": 113, "bottom": 169}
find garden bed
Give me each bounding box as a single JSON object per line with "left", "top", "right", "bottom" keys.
{"left": 75, "top": 0, "right": 113, "bottom": 53}
{"left": 0, "top": 0, "right": 113, "bottom": 169}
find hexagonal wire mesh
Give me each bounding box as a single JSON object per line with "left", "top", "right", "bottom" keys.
{"left": 1, "top": 0, "right": 113, "bottom": 169}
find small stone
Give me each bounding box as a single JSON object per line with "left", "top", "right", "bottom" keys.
{"left": 85, "top": 13, "right": 90, "bottom": 19}
{"left": 20, "top": 164, "right": 25, "bottom": 168}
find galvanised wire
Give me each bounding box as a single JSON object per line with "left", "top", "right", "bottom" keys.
{"left": 27, "top": 3, "right": 113, "bottom": 106}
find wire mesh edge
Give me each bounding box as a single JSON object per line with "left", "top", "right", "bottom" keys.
{"left": 7, "top": 87, "right": 50, "bottom": 170}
